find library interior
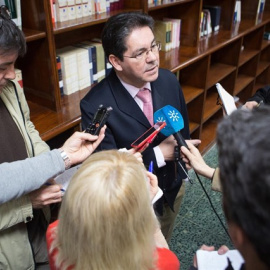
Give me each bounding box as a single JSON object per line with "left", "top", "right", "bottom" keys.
{"left": 1, "top": 0, "right": 270, "bottom": 270}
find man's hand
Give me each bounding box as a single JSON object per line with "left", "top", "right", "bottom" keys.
{"left": 29, "top": 181, "right": 63, "bottom": 208}
{"left": 158, "top": 135, "right": 177, "bottom": 161}
{"left": 61, "top": 126, "right": 106, "bottom": 166}
{"left": 181, "top": 141, "right": 215, "bottom": 179}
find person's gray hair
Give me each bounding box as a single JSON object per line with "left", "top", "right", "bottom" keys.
{"left": 217, "top": 105, "right": 270, "bottom": 267}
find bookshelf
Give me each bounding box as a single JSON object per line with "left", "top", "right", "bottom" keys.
{"left": 17, "top": 0, "right": 270, "bottom": 152}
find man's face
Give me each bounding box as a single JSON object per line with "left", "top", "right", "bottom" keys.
{"left": 0, "top": 51, "right": 17, "bottom": 93}
{"left": 116, "top": 26, "right": 160, "bottom": 88}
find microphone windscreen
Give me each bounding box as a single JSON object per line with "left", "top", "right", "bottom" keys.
{"left": 154, "top": 105, "right": 184, "bottom": 136}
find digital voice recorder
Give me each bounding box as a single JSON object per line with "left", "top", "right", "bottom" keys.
{"left": 85, "top": 104, "right": 112, "bottom": 135}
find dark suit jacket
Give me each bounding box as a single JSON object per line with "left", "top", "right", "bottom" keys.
{"left": 80, "top": 68, "right": 190, "bottom": 214}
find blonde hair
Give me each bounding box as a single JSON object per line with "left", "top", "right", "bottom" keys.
{"left": 52, "top": 150, "right": 157, "bottom": 270}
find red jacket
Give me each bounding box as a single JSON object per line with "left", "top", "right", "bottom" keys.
{"left": 46, "top": 220, "right": 180, "bottom": 270}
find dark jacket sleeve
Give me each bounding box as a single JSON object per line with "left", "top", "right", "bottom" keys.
{"left": 247, "top": 85, "right": 270, "bottom": 104}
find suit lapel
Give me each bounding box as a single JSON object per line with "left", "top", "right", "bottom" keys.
{"left": 151, "top": 80, "right": 165, "bottom": 112}
{"left": 108, "top": 71, "right": 150, "bottom": 128}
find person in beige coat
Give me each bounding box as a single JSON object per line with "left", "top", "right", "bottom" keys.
{"left": 0, "top": 5, "right": 60, "bottom": 269}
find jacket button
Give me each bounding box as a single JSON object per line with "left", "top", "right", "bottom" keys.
{"left": 26, "top": 216, "right": 32, "bottom": 222}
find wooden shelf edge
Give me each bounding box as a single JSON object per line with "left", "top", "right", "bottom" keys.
{"left": 256, "top": 61, "right": 270, "bottom": 76}
{"left": 182, "top": 85, "right": 204, "bottom": 104}
{"left": 239, "top": 49, "right": 260, "bottom": 66}
{"left": 28, "top": 101, "right": 82, "bottom": 142}
{"left": 207, "top": 64, "right": 236, "bottom": 89}
{"left": 234, "top": 74, "right": 255, "bottom": 95}
{"left": 23, "top": 28, "right": 46, "bottom": 42}
{"left": 189, "top": 121, "right": 200, "bottom": 133}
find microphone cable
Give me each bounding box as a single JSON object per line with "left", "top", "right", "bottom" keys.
{"left": 194, "top": 170, "right": 232, "bottom": 242}
{"left": 174, "top": 146, "right": 232, "bottom": 243}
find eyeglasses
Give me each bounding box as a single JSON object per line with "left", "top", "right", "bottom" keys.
{"left": 123, "top": 42, "right": 161, "bottom": 61}
{"left": 0, "top": 5, "right": 11, "bottom": 28}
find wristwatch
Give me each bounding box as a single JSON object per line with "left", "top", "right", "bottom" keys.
{"left": 60, "top": 149, "right": 71, "bottom": 170}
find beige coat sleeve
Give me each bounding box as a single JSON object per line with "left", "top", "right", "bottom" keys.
{"left": 211, "top": 168, "right": 222, "bottom": 192}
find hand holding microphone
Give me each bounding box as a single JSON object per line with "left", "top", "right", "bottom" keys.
{"left": 181, "top": 141, "right": 215, "bottom": 179}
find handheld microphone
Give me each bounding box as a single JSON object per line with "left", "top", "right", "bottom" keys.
{"left": 154, "top": 105, "right": 188, "bottom": 148}
{"left": 154, "top": 105, "right": 191, "bottom": 181}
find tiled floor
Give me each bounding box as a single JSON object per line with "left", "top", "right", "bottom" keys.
{"left": 169, "top": 144, "right": 234, "bottom": 270}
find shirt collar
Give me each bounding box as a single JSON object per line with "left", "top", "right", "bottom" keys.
{"left": 117, "top": 76, "right": 151, "bottom": 98}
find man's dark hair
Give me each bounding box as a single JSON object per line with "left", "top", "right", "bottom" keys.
{"left": 217, "top": 105, "right": 270, "bottom": 267}
{"left": 101, "top": 12, "right": 154, "bottom": 61}
{"left": 0, "top": 5, "right": 26, "bottom": 57}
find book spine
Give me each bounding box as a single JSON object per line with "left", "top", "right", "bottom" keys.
{"left": 94, "top": 0, "right": 101, "bottom": 14}
{"left": 67, "top": 0, "right": 76, "bottom": 20}
{"left": 91, "top": 45, "right": 98, "bottom": 83}
{"left": 56, "top": 56, "right": 64, "bottom": 96}
{"left": 81, "top": 0, "right": 89, "bottom": 16}
{"left": 14, "top": 0, "right": 21, "bottom": 29}
{"left": 75, "top": 48, "right": 91, "bottom": 90}
{"left": 5, "top": 0, "right": 17, "bottom": 18}
{"left": 50, "top": 0, "right": 55, "bottom": 23}
{"left": 13, "top": 68, "right": 23, "bottom": 88}
{"left": 88, "top": 48, "right": 93, "bottom": 85}
{"left": 166, "top": 21, "right": 172, "bottom": 51}
{"left": 56, "top": 0, "right": 69, "bottom": 22}
{"left": 264, "top": 32, "right": 270, "bottom": 40}
{"left": 75, "top": 0, "right": 83, "bottom": 18}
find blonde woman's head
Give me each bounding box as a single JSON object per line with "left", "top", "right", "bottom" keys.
{"left": 55, "top": 150, "right": 157, "bottom": 270}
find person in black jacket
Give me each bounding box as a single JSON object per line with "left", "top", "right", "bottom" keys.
{"left": 243, "top": 85, "right": 270, "bottom": 109}
{"left": 80, "top": 12, "right": 200, "bottom": 242}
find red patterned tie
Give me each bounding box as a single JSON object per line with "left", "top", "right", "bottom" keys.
{"left": 136, "top": 88, "right": 153, "bottom": 125}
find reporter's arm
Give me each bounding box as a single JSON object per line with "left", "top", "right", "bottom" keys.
{"left": 0, "top": 129, "right": 105, "bottom": 204}
{"left": 0, "top": 150, "right": 65, "bottom": 204}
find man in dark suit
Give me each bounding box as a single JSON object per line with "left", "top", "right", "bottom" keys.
{"left": 81, "top": 12, "right": 195, "bottom": 242}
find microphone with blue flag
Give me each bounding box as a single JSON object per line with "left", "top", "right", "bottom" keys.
{"left": 153, "top": 105, "right": 188, "bottom": 148}
{"left": 154, "top": 105, "right": 191, "bottom": 182}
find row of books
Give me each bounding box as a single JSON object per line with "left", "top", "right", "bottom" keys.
{"left": 148, "top": 0, "right": 182, "bottom": 5}
{"left": 154, "top": 18, "right": 181, "bottom": 52}
{"left": 52, "top": 0, "right": 124, "bottom": 23}
{"left": 0, "top": 0, "right": 21, "bottom": 29}
{"left": 200, "top": 5, "right": 221, "bottom": 37}
{"left": 56, "top": 40, "right": 112, "bottom": 95}
{"left": 148, "top": 0, "right": 161, "bottom": 5}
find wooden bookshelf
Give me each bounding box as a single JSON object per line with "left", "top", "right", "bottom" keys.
{"left": 17, "top": 0, "right": 270, "bottom": 152}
